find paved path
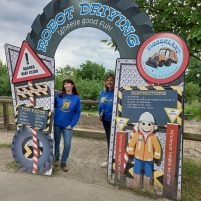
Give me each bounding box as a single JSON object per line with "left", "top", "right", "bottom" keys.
{"left": 0, "top": 136, "right": 169, "bottom": 201}
{"left": 0, "top": 171, "right": 169, "bottom": 201}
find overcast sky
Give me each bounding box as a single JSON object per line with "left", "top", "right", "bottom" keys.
{"left": 0, "top": 0, "right": 119, "bottom": 70}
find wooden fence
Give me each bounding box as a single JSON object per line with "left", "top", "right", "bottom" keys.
{"left": 0, "top": 96, "right": 200, "bottom": 165}
{"left": 0, "top": 96, "right": 201, "bottom": 142}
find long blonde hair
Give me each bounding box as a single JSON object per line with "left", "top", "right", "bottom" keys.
{"left": 104, "top": 73, "right": 115, "bottom": 91}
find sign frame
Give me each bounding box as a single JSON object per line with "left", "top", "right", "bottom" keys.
{"left": 118, "top": 85, "right": 183, "bottom": 126}
{"left": 108, "top": 59, "right": 184, "bottom": 200}
{"left": 15, "top": 104, "right": 52, "bottom": 132}
{"left": 12, "top": 41, "right": 52, "bottom": 84}
{"left": 136, "top": 32, "right": 190, "bottom": 84}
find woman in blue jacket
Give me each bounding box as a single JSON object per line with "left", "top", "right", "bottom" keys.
{"left": 98, "top": 73, "right": 115, "bottom": 168}
{"left": 54, "top": 79, "right": 81, "bottom": 171}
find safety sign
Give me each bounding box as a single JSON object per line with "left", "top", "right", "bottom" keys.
{"left": 5, "top": 43, "right": 55, "bottom": 176}
{"left": 12, "top": 41, "right": 52, "bottom": 84}
{"left": 165, "top": 108, "right": 182, "bottom": 123}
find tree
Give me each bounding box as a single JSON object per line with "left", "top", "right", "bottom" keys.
{"left": 135, "top": 0, "right": 201, "bottom": 62}
{"left": 54, "top": 61, "right": 107, "bottom": 100}
{"left": 185, "top": 57, "right": 201, "bottom": 87}
{"left": 103, "top": 0, "right": 201, "bottom": 83}
{"left": 185, "top": 82, "right": 200, "bottom": 103}
{"left": 0, "top": 61, "right": 11, "bottom": 96}
{"left": 103, "top": 1, "right": 201, "bottom": 61}
{"left": 76, "top": 79, "right": 103, "bottom": 100}
{"left": 55, "top": 65, "right": 77, "bottom": 90}
{"left": 77, "top": 60, "right": 105, "bottom": 80}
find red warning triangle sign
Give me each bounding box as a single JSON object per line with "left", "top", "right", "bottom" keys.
{"left": 12, "top": 41, "right": 52, "bottom": 84}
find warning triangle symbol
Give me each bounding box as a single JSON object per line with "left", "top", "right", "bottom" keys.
{"left": 165, "top": 108, "right": 182, "bottom": 123}
{"left": 12, "top": 41, "right": 52, "bottom": 84}
{"left": 115, "top": 117, "right": 129, "bottom": 131}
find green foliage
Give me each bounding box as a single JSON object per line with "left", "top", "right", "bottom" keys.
{"left": 0, "top": 143, "right": 11, "bottom": 149}
{"left": 135, "top": 0, "right": 201, "bottom": 93}
{"left": 183, "top": 159, "right": 201, "bottom": 201}
{"left": 184, "top": 82, "right": 200, "bottom": 120}
{"left": 55, "top": 65, "right": 77, "bottom": 90}
{"left": 55, "top": 61, "right": 105, "bottom": 101}
{"left": 101, "top": 39, "right": 119, "bottom": 51}
{"left": 77, "top": 60, "right": 105, "bottom": 80}
{"left": 76, "top": 78, "right": 103, "bottom": 100}
{"left": 185, "top": 58, "right": 201, "bottom": 87}
{"left": 0, "top": 61, "right": 11, "bottom": 96}
{"left": 185, "top": 82, "right": 200, "bottom": 103}
{"left": 0, "top": 60, "right": 106, "bottom": 101}
{"left": 135, "top": 0, "right": 201, "bottom": 62}
{"left": 103, "top": 0, "right": 201, "bottom": 91}
{"left": 184, "top": 100, "right": 201, "bottom": 120}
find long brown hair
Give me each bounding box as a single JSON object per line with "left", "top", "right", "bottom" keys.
{"left": 104, "top": 73, "right": 115, "bottom": 91}
{"left": 59, "top": 79, "right": 79, "bottom": 97}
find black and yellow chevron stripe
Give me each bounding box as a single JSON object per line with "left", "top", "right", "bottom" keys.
{"left": 16, "top": 84, "right": 49, "bottom": 99}
{"left": 118, "top": 85, "right": 183, "bottom": 126}
{"left": 23, "top": 145, "right": 43, "bottom": 159}
{"left": 15, "top": 104, "right": 52, "bottom": 132}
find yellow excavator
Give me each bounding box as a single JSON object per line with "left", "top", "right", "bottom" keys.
{"left": 146, "top": 47, "right": 178, "bottom": 68}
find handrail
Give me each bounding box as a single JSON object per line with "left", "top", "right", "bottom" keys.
{"left": 0, "top": 96, "right": 98, "bottom": 104}
{"left": 0, "top": 97, "right": 13, "bottom": 103}
{"left": 0, "top": 96, "right": 201, "bottom": 142}
{"left": 0, "top": 96, "right": 98, "bottom": 130}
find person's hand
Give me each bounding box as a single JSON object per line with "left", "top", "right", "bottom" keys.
{"left": 153, "top": 158, "right": 160, "bottom": 166}
{"left": 128, "top": 154, "right": 134, "bottom": 164}
{"left": 66, "top": 125, "right": 72, "bottom": 130}
{"left": 99, "top": 113, "right": 103, "bottom": 121}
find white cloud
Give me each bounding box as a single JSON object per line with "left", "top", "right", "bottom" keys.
{"left": 55, "top": 28, "right": 119, "bottom": 69}
{"left": 0, "top": 0, "right": 119, "bottom": 71}
{"left": 0, "top": 0, "right": 50, "bottom": 62}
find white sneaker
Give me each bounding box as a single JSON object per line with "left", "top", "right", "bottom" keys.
{"left": 101, "top": 160, "right": 108, "bottom": 168}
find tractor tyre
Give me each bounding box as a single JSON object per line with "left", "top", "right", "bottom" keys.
{"left": 12, "top": 127, "right": 54, "bottom": 174}
{"left": 154, "top": 55, "right": 159, "bottom": 60}
{"left": 26, "top": 0, "right": 154, "bottom": 58}
{"left": 158, "top": 61, "right": 165, "bottom": 67}
{"left": 165, "top": 59, "right": 172, "bottom": 67}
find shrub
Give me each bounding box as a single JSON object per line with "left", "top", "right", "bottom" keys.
{"left": 184, "top": 100, "right": 201, "bottom": 120}
{"left": 185, "top": 82, "right": 200, "bottom": 103}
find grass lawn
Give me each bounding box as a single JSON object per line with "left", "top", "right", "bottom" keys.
{"left": 184, "top": 100, "right": 201, "bottom": 121}
{"left": 182, "top": 159, "right": 201, "bottom": 201}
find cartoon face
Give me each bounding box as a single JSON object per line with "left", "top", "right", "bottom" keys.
{"left": 139, "top": 121, "right": 155, "bottom": 135}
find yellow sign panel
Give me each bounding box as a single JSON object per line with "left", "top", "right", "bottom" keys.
{"left": 165, "top": 108, "right": 182, "bottom": 123}
{"left": 115, "top": 117, "right": 129, "bottom": 131}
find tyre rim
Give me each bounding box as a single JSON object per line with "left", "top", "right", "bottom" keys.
{"left": 22, "top": 136, "right": 43, "bottom": 160}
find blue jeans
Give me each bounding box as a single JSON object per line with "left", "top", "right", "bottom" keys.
{"left": 54, "top": 126, "right": 73, "bottom": 163}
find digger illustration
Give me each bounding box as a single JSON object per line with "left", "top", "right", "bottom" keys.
{"left": 146, "top": 47, "right": 178, "bottom": 68}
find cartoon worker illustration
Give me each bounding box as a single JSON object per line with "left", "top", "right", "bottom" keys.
{"left": 127, "top": 112, "right": 161, "bottom": 191}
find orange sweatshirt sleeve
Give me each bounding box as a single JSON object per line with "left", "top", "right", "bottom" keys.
{"left": 152, "top": 135, "right": 161, "bottom": 159}
{"left": 127, "top": 133, "right": 138, "bottom": 156}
